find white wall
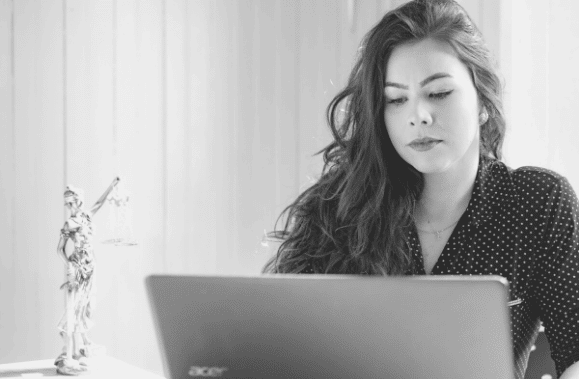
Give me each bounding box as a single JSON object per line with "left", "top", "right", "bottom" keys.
{"left": 0, "top": 0, "right": 388, "bottom": 374}
{"left": 500, "top": 0, "right": 579, "bottom": 194}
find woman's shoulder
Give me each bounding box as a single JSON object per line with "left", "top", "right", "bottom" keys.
{"left": 490, "top": 162, "right": 578, "bottom": 224}
{"left": 506, "top": 163, "right": 575, "bottom": 200}
{"left": 511, "top": 164, "right": 567, "bottom": 184}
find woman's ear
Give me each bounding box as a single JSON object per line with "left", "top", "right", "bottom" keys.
{"left": 478, "top": 107, "right": 489, "bottom": 125}
{"left": 477, "top": 96, "right": 490, "bottom": 126}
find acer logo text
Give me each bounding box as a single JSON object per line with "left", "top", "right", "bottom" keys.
{"left": 188, "top": 366, "right": 229, "bottom": 377}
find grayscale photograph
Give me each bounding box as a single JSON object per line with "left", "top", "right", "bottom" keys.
{"left": 0, "top": 1, "right": 577, "bottom": 378}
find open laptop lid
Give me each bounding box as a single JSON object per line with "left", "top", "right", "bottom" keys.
{"left": 146, "top": 274, "right": 514, "bottom": 379}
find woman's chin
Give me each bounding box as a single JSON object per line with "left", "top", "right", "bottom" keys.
{"left": 404, "top": 145, "right": 477, "bottom": 176}
{"left": 409, "top": 157, "right": 452, "bottom": 175}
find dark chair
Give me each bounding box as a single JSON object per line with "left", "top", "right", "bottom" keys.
{"left": 524, "top": 326, "right": 557, "bottom": 379}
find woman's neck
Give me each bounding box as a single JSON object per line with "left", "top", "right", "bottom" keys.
{"left": 415, "top": 153, "right": 479, "bottom": 227}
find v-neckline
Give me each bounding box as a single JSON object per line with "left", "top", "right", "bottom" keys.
{"left": 411, "top": 214, "right": 467, "bottom": 275}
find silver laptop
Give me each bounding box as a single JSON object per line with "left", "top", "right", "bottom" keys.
{"left": 146, "top": 274, "right": 514, "bottom": 379}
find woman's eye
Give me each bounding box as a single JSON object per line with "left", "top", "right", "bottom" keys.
{"left": 430, "top": 90, "right": 453, "bottom": 100}
{"left": 386, "top": 97, "right": 406, "bottom": 105}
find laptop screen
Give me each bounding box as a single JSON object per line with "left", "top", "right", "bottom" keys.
{"left": 146, "top": 274, "right": 513, "bottom": 379}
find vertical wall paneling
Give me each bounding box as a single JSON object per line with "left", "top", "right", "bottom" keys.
{"left": 528, "top": 0, "right": 550, "bottom": 167}
{"left": 133, "top": 0, "right": 165, "bottom": 277}
{"left": 355, "top": 0, "right": 381, "bottom": 36}
{"left": 231, "top": 0, "right": 252, "bottom": 273}
{"left": 65, "top": 0, "right": 115, "bottom": 196}
{"left": 65, "top": 0, "right": 118, "bottom": 365}
{"left": 496, "top": 0, "right": 578, "bottom": 194}
{"left": 231, "top": 0, "right": 248, "bottom": 273}
{"left": 246, "top": 0, "right": 277, "bottom": 273}
{"left": 181, "top": 0, "right": 193, "bottom": 275}
{"left": 108, "top": 0, "right": 136, "bottom": 367}
{"left": 0, "top": 0, "right": 16, "bottom": 362}
{"left": 213, "top": 1, "right": 235, "bottom": 274}
{"left": 125, "top": 0, "right": 165, "bottom": 372}
{"left": 228, "top": 0, "right": 242, "bottom": 272}
{"left": 546, "top": 0, "right": 579, "bottom": 192}
{"left": 36, "top": 0, "right": 66, "bottom": 360}
{"left": 164, "top": 0, "right": 187, "bottom": 275}
{"left": 114, "top": 0, "right": 163, "bottom": 372}
{"left": 186, "top": 1, "right": 217, "bottom": 274}
{"left": 231, "top": 1, "right": 265, "bottom": 273}
{"left": 337, "top": 0, "right": 357, "bottom": 91}
{"left": 317, "top": 0, "right": 340, "bottom": 175}
{"left": 298, "top": 0, "right": 326, "bottom": 190}
{"left": 479, "top": 0, "right": 501, "bottom": 69}
{"left": 13, "top": 1, "right": 38, "bottom": 361}
{"left": 11, "top": 0, "right": 65, "bottom": 363}
{"left": 268, "top": 0, "right": 300, "bottom": 263}
{"left": 498, "top": 0, "right": 512, "bottom": 135}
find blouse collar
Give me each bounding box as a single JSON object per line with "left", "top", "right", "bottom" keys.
{"left": 466, "top": 155, "right": 520, "bottom": 228}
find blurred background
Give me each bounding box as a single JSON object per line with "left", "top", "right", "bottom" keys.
{"left": 0, "top": 0, "right": 577, "bottom": 376}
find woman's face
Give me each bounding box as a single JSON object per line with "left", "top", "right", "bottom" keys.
{"left": 383, "top": 38, "right": 481, "bottom": 175}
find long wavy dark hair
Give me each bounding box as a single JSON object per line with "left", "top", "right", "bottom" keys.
{"left": 262, "top": 0, "right": 506, "bottom": 275}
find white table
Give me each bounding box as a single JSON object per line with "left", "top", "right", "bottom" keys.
{"left": 0, "top": 356, "right": 166, "bottom": 379}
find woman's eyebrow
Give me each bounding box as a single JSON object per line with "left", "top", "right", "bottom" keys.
{"left": 384, "top": 72, "right": 453, "bottom": 89}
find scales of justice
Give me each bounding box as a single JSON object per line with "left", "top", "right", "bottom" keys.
{"left": 54, "top": 177, "right": 137, "bottom": 375}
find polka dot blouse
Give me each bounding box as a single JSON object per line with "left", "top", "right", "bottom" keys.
{"left": 298, "top": 156, "right": 579, "bottom": 379}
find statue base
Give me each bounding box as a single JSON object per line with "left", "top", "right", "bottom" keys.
{"left": 54, "top": 354, "right": 88, "bottom": 376}
{"left": 54, "top": 344, "right": 107, "bottom": 376}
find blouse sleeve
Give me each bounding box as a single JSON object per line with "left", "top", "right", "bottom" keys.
{"left": 532, "top": 176, "right": 579, "bottom": 377}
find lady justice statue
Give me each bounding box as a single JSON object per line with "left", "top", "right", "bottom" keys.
{"left": 54, "top": 177, "right": 120, "bottom": 375}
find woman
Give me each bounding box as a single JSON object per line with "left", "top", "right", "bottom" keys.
{"left": 262, "top": 1, "right": 578, "bottom": 378}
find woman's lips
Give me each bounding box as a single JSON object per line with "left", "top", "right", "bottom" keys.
{"left": 408, "top": 138, "right": 442, "bottom": 152}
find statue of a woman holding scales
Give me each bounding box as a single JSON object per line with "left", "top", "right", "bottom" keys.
{"left": 54, "top": 177, "right": 120, "bottom": 375}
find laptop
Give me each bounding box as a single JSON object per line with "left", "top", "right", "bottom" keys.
{"left": 146, "top": 274, "right": 514, "bottom": 379}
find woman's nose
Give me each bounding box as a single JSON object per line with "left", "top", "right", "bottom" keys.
{"left": 407, "top": 100, "right": 433, "bottom": 127}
